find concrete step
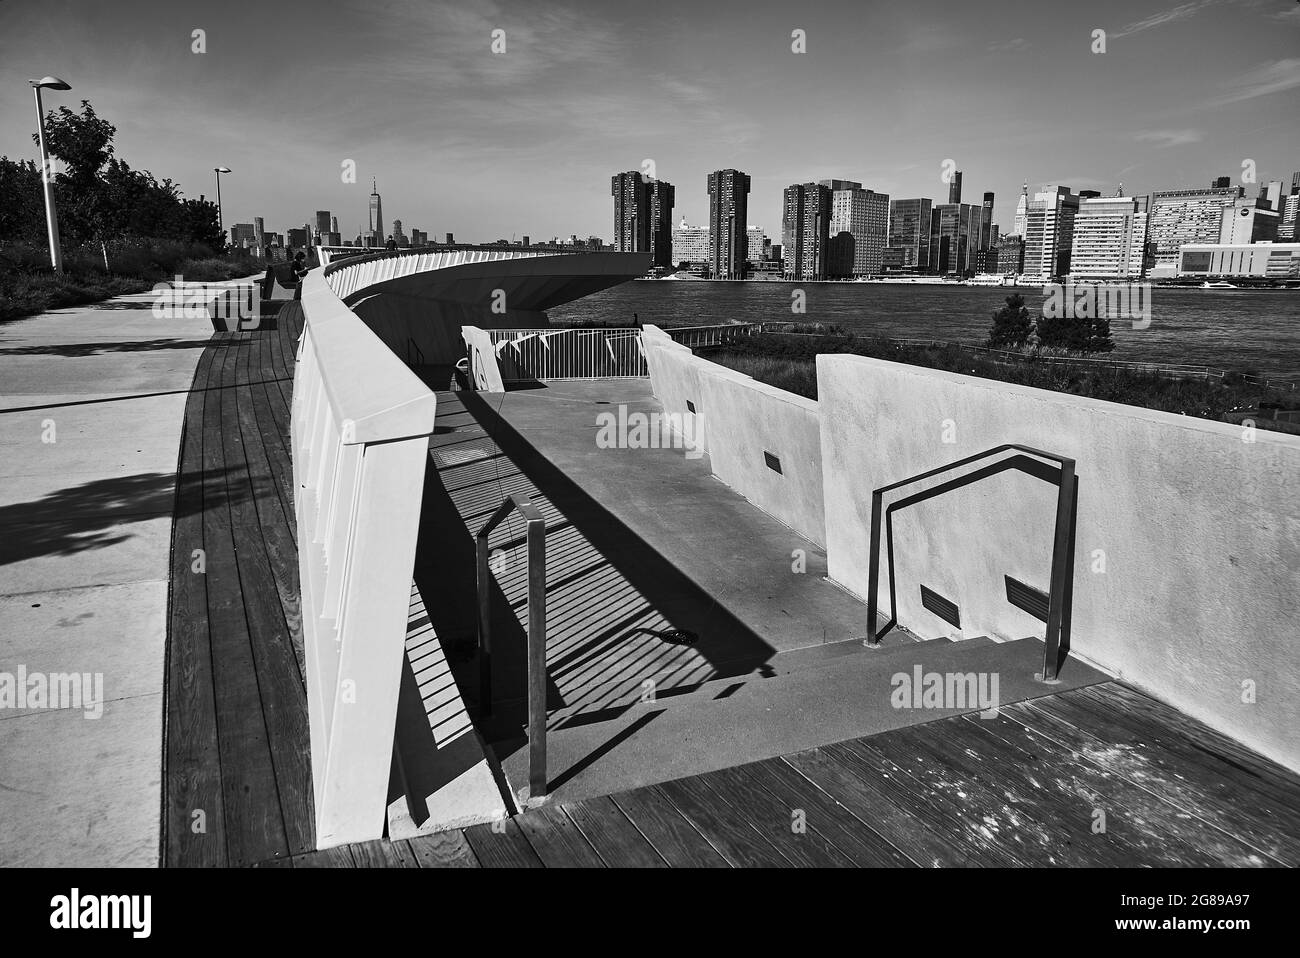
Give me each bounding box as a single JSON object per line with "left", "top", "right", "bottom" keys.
{"left": 496, "top": 635, "right": 1107, "bottom": 808}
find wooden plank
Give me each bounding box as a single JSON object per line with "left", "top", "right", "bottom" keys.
{"left": 831, "top": 736, "right": 1023, "bottom": 867}
{"left": 225, "top": 334, "right": 314, "bottom": 856}
{"left": 728, "top": 756, "right": 914, "bottom": 868}
{"left": 1011, "top": 688, "right": 1298, "bottom": 866}
{"left": 654, "top": 776, "right": 793, "bottom": 867}
{"left": 609, "top": 787, "right": 729, "bottom": 867}
{"left": 561, "top": 797, "right": 667, "bottom": 868}
{"left": 514, "top": 803, "right": 606, "bottom": 867}
{"left": 291, "top": 845, "right": 356, "bottom": 868}
{"left": 203, "top": 335, "right": 288, "bottom": 866}
{"left": 164, "top": 341, "right": 227, "bottom": 868}
{"left": 407, "top": 829, "right": 481, "bottom": 868}
{"left": 694, "top": 764, "right": 856, "bottom": 867}
{"left": 463, "top": 818, "right": 545, "bottom": 868}
{"left": 781, "top": 747, "right": 981, "bottom": 867}
{"left": 951, "top": 706, "right": 1273, "bottom": 867}
{"left": 349, "top": 839, "right": 420, "bottom": 868}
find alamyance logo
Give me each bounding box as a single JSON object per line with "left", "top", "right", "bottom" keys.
{"left": 49, "top": 889, "right": 151, "bottom": 938}
{"left": 1042, "top": 282, "right": 1152, "bottom": 329}
{"left": 595, "top": 404, "right": 703, "bottom": 459}
{"left": 0, "top": 666, "right": 103, "bottom": 719}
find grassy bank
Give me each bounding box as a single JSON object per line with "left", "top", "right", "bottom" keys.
{"left": 699, "top": 332, "right": 1300, "bottom": 434}
{"left": 1, "top": 242, "right": 263, "bottom": 324}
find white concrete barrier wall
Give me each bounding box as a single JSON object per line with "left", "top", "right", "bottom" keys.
{"left": 293, "top": 269, "right": 437, "bottom": 847}
{"left": 641, "top": 326, "right": 826, "bottom": 546}
{"left": 461, "top": 326, "right": 505, "bottom": 392}
{"left": 817, "top": 353, "right": 1300, "bottom": 772}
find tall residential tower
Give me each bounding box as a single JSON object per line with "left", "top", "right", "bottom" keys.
{"left": 707, "top": 169, "right": 751, "bottom": 279}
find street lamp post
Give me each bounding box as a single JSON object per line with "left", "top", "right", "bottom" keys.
{"left": 29, "top": 76, "right": 71, "bottom": 273}
{"left": 213, "top": 166, "right": 231, "bottom": 250}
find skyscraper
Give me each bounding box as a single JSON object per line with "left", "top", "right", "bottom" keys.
{"left": 315, "top": 211, "right": 331, "bottom": 235}
{"left": 648, "top": 178, "right": 675, "bottom": 267}
{"left": 782, "top": 183, "right": 832, "bottom": 280}
{"left": 1148, "top": 184, "right": 1242, "bottom": 269}
{"left": 1021, "top": 186, "right": 1079, "bottom": 280}
{"left": 948, "top": 170, "right": 963, "bottom": 205}
{"left": 331, "top": 215, "right": 339, "bottom": 235}
{"left": 928, "top": 203, "right": 981, "bottom": 276}
{"left": 707, "top": 169, "right": 750, "bottom": 279}
{"left": 611, "top": 171, "right": 651, "bottom": 253}
{"left": 820, "top": 180, "right": 889, "bottom": 277}
{"left": 1012, "top": 183, "right": 1029, "bottom": 237}
{"left": 368, "top": 179, "right": 384, "bottom": 245}
{"left": 885, "top": 198, "right": 933, "bottom": 273}
{"left": 979, "top": 192, "right": 995, "bottom": 251}
{"left": 1069, "top": 194, "right": 1149, "bottom": 278}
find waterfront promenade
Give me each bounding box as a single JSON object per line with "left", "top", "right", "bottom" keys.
{"left": 0, "top": 282, "right": 247, "bottom": 866}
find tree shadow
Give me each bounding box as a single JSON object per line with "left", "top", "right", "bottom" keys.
{"left": 0, "top": 467, "right": 246, "bottom": 567}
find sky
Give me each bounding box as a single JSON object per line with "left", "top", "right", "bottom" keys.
{"left": 1, "top": 0, "right": 1298, "bottom": 244}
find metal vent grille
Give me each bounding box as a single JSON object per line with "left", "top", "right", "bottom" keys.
{"left": 685, "top": 400, "right": 696, "bottom": 413}
{"left": 1005, "top": 575, "right": 1050, "bottom": 622}
{"left": 763, "top": 451, "right": 782, "bottom": 474}
{"left": 920, "top": 584, "right": 960, "bottom": 628}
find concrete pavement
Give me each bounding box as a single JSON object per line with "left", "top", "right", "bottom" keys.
{"left": 0, "top": 282, "right": 247, "bottom": 866}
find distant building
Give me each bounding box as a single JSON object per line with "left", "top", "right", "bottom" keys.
{"left": 1219, "top": 197, "right": 1278, "bottom": 245}
{"left": 316, "top": 211, "right": 332, "bottom": 235}
{"left": 1279, "top": 193, "right": 1299, "bottom": 242}
{"left": 928, "top": 203, "right": 981, "bottom": 276}
{"left": 391, "top": 219, "right": 409, "bottom": 246}
{"left": 821, "top": 180, "right": 889, "bottom": 277}
{"left": 782, "top": 183, "right": 831, "bottom": 280}
{"left": 988, "top": 234, "right": 1024, "bottom": 275}
{"left": 230, "top": 223, "right": 256, "bottom": 248}
{"left": 1178, "top": 242, "right": 1300, "bottom": 279}
{"left": 1012, "top": 183, "right": 1029, "bottom": 237}
{"left": 746, "top": 226, "right": 771, "bottom": 263}
{"left": 1070, "top": 194, "right": 1149, "bottom": 279}
{"left": 331, "top": 216, "right": 339, "bottom": 235}
{"left": 409, "top": 228, "right": 426, "bottom": 246}
{"left": 1260, "top": 180, "right": 1284, "bottom": 211}
{"left": 707, "top": 169, "right": 750, "bottom": 279}
{"left": 286, "top": 227, "right": 308, "bottom": 249}
{"left": 648, "top": 179, "right": 674, "bottom": 268}
{"left": 611, "top": 171, "right": 651, "bottom": 253}
{"left": 979, "top": 192, "right": 995, "bottom": 253}
{"left": 1211, "top": 176, "right": 1233, "bottom": 190}
{"left": 368, "top": 180, "right": 384, "bottom": 246}
{"left": 1147, "top": 185, "right": 1243, "bottom": 269}
{"left": 672, "top": 217, "right": 710, "bottom": 269}
{"left": 948, "top": 170, "right": 963, "bottom": 205}
{"left": 885, "top": 198, "right": 933, "bottom": 273}
{"left": 1021, "top": 186, "right": 1079, "bottom": 280}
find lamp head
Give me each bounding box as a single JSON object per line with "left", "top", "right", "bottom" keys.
{"left": 214, "top": 166, "right": 232, "bottom": 174}
{"left": 29, "top": 77, "right": 72, "bottom": 91}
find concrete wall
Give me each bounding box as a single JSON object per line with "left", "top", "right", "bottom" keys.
{"left": 817, "top": 353, "right": 1300, "bottom": 772}
{"left": 641, "top": 326, "right": 826, "bottom": 546}
{"left": 460, "top": 326, "right": 505, "bottom": 392}
{"left": 352, "top": 292, "right": 545, "bottom": 366}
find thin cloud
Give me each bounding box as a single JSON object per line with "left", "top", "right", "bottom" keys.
{"left": 1113, "top": 0, "right": 1217, "bottom": 39}
{"left": 987, "top": 37, "right": 1029, "bottom": 53}
{"left": 1134, "top": 128, "right": 1205, "bottom": 147}
{"left": 1210, "top": 58, "right": 1300, "bottom": 104}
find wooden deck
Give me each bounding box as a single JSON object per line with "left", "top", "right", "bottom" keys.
{"left": 163, "top": 316, "right": 1300, "bottom": 868}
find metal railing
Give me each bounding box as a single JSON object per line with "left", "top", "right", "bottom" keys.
{"left": 866, "top": 444, "right": 1078, "bottom": 682}
{"left": 476, "top": 494, "right": 548, "bottom": 802}
{"left": 486, "top": 327, "right": 647, "bottom": 381}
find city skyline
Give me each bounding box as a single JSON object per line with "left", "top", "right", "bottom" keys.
{"left": 2, "top": 0, "right": 1297, "bottom": 245}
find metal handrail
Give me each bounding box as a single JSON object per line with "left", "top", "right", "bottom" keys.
{"left": 476, "top": 494, "right": 547, "bottom": 801}
{"left": 866, "top": 444, "right": 1078, "bottom": 682}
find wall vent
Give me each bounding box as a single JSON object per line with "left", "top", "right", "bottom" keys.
{"left": 1005, "top": 575, "right": 1050, "bottom": 622}
{"left": 920, "top": 584, "right": 960, "bottom": 628}
{"left": 763, "top": 451, "right": 783, "bottom": 474}
{"left": 685, "top": 400, "right": 696, "bottom": 413}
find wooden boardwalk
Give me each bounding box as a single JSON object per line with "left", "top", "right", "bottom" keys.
{"left": 164, "top": 316, "right": 1300, "bottom": 868}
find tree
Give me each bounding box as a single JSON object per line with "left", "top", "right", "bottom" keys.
{"left": 986, "top": 293, "right": 1035, "bottom": 348}
{"left": 0, "top": 157, "right": 46, "bottom": 244}
{"left": 1036, "top": 313, "right": 1115, "bottom": 353}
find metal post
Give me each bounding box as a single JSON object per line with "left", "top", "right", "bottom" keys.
{"left": 526, "top": 515, "right": 547, "bottom": 800}
{"left": 865, "top": 490, "right": 883, "bottom": 646}
{"left": 32, "top": 86, "right": 63, "bottom": 274}
{"left": 214, "top": 170, "right": 224, "bottom": 240}
{"left": 1041, "top": 459, "right": 1076, "bottom": 681}
{"left": 476, "top": 533, "right": 492, "bottom": 715}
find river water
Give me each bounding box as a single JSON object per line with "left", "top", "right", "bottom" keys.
{"left": 549, "top": 281, "right": 1300, "bottom": 381}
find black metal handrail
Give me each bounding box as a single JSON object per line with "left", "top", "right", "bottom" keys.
{"left": 866, "top": 444, "right": 1078, "bottom": 682}
{"left": 476, "top": 494, "right": 547, "bottom": 801}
